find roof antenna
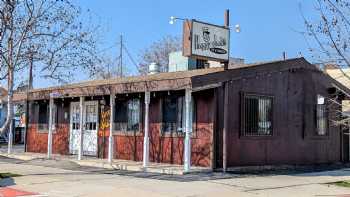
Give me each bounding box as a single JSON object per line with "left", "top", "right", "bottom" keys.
{"left": 282, "top": 52, "right": 287, "bottom": 61}
{"left": 298, "top": 52, "right": 303, "bottom": 58}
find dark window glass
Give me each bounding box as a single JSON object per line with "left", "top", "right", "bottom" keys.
{"left": 114, "top": 101, "right": 128, "bottom": 123}
{"left": 38, "top": 103, "right": 48, "bottom": 124}
{"left": 162, "top": 95, "right": 186, "bottom": 132}
{"left": 242, "top": 94, "right": 273, "bottom": 136}
{"left": 38, "top": 102, "right": 49, "bottom": 130}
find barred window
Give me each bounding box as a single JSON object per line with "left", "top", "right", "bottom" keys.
{"left": 242, "top": 94, "right": 273, "bottom": 136}
{"left": 316, "top": 95, "right": 328, "bottom": 136}
{"left": 114, "top": 98, "right": 141, "bottom": 132}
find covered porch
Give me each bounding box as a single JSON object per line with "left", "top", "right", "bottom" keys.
{"left": 12, "top": 68, "right": 222, "bottom": 173}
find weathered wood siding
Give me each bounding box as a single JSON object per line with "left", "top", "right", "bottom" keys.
{"left": 215, "top": 68, "right": 342, "bottom": 167}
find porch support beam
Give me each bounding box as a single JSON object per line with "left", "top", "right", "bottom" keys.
{"left": 47, "top": 98, "right": 54, "bottom": 159}
{"left": 78, "top": 96, "right": 84, "bottom": 160}
{"left": 108, "top": 94, "right": 115, "bottom": 163}
{"left": 184, "top": 89, "right": 192, "bottom": 173}
{"left": 143, "top": 91, "right": 151, "bottom": 168}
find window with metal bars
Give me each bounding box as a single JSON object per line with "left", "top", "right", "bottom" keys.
{"left": 316, "top": 95, "right": 328, "bottom": 136}
{"left": 241, "top": 94, "right": 273, "bottom": 136}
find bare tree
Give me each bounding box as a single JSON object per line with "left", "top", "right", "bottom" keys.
{"left": 300, "top": 0, "right": 350, "bottom": 127}
{"left": 0, "top": 0, "right": 101, "bottom": 134}
{"left": 139, "top": 35, "right": 181, "bottom": 74}
{"left": 94, "top": 56, "right": 119, "bottom": 79}
{"left": 301, "top": 0, "right": 350, "bottom": 69}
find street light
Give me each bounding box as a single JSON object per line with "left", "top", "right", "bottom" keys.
{"left": 169, "top": 16, "right": 241, "bottom": 33}
{"left": 169, "top": 16, "right": 187, "bottom": 25}
{"left": 235, "top": 24, "right": 241, "bottom": 33}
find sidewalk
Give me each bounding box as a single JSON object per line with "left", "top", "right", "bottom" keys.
{"left": 2, "top": 159, "right": 350, "bottom": 197}
{"left": 0, "top": 146, "right": 211, "bottom": 175}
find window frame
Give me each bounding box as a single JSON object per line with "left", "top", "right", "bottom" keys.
{"left": 240, "top": 92, "right": 274, "bottom": 137}
{"left": 37, "top": 101, "right": 49, "bottom": 132}
{"left": 113, "top": 96, "right": 142, "bottom": 133}
{"left": 36, "top": 100, "right": 58, "bottom": 133}
{"left": 315, "top": 94, "right": 329, "bottom": 137}
{"left": 160, "top": 93, "right": 196, "bottom": 135}
{"left": 161, "top": 94, "right": 184, "bottom": 133}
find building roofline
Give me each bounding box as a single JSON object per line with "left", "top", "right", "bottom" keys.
{"left": 13, "top": 57, "right": 317, "bottom": 101}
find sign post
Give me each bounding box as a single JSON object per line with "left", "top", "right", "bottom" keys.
{"left": 182, "top": 10, "right": 231, "bottom": 173}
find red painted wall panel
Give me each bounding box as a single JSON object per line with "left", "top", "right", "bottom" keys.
{"left": 26, "top": 91, "right": 214, "bottom": 168}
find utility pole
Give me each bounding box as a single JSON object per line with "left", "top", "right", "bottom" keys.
{"left": 24, "top": 51, "right": 33, "bottom": 152}
{"left": 119, "top": 34, "right": 123, "bottom": 77}
{"left": 28, "top": 52, "right": 33, "bottom": 89}
{"left": 222, "top": 9, "right": 230, "bottom": 173}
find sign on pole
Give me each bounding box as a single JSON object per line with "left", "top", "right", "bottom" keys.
{"left": 183, "top": 20, "right": 230, "bottom": 62}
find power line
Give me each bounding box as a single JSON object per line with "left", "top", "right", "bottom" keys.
{"left": 97, "top": 42, "right": 120, "bottom": 54}
{"left": 122, "top": 44, "right": 141, "bottom": 73}
{"left": 119, "top": 35, "right": 123, "bottom": 77}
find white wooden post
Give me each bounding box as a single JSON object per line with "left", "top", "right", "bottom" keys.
{"left": 143, "top": 91, "right": 150, "bottom": 168}
{"left": 184, "top": 89, "right": 192, "bottom": 172}
{"left": 78, "top": 96, "right": 84, "bottom": 160}
{"left": 108, "top": 94, "right": 115, "bottom": 163}
{"left": 47, "top": 98, "right": 54, "bottom": 159}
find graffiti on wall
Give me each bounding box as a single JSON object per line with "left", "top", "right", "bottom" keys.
{"left": 100, "top": 107, "right": 111, "bottom": 131}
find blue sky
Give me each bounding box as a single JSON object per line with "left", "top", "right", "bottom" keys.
{"left": 34, "top": 0, "right": 317, "bottom": 87}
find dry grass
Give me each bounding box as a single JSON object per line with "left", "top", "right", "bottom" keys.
{"left": 330, "top": 181, "right": 350, "bottom": 188}
{"left": 0, "top": 173, "right": 21, "bottom": 179}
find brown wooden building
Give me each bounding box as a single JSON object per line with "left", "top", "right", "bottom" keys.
{"left": 13, "top": 58, "right": 350, "bottom": 171}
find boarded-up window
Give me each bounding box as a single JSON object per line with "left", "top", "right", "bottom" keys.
{"left": 114, "top": 98, "right": 141, "bottom": 131}
{"left": 316, "top": 95, "right": 328, "bottom": 136}
{"left": 241, "top": 94, "right": 273, "bottom": 136}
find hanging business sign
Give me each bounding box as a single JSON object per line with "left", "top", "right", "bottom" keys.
{"left": 183, "top": 20, "right": 230, "bottom": 61}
